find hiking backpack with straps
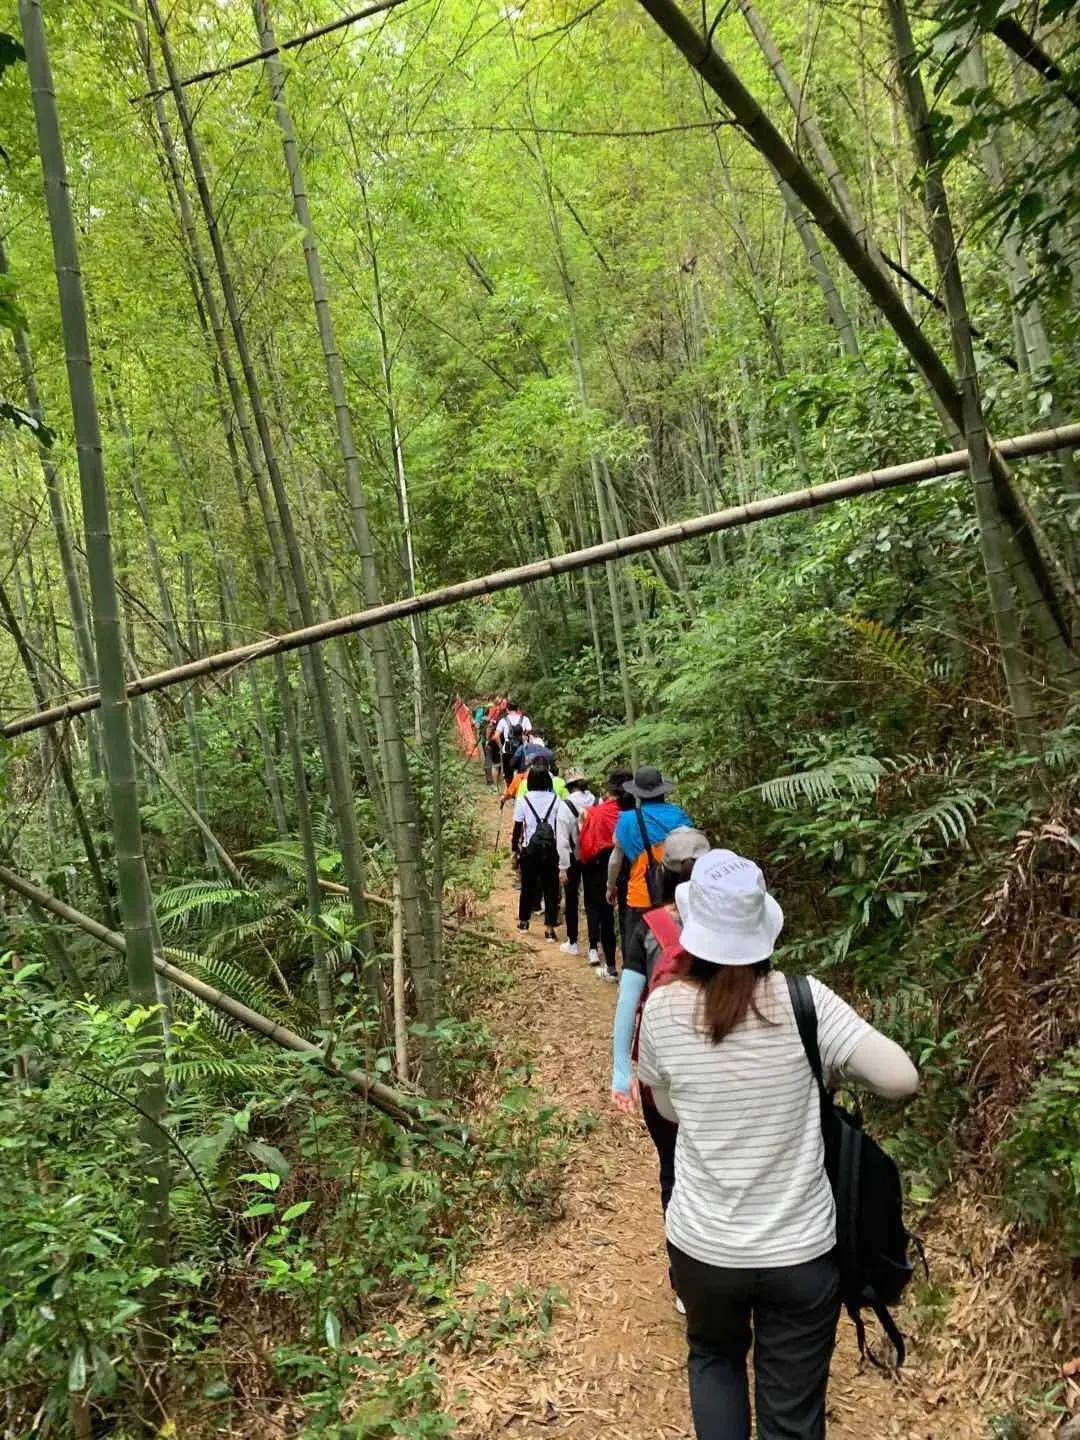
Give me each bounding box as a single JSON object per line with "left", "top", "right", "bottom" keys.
{"left": 521, "top": 794, "right": 559, "bottom": 863}
{"left": 633, "top": 805, "right": 667, "bottom": 907}
{"left": 786, "top": 975, "right": 923, "bottom": 1368}
{"left": 503, "top": 720, "right": 525, "bottom": 757}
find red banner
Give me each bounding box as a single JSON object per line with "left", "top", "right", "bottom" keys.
{"left": 453, "top": 698, "right": 478, "bottom": 756}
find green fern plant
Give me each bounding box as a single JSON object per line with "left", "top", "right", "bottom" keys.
{"left": 758, "top": 754, "right": 885, "bottom": 808}
{"left": 156, "top": 880, "right": 250, "bottom": 931}
{"left": 845, "top": 615, "right": 928, "bottom": 683}
{"left": 887, "top": 791, "right": 983, "bottom": 852}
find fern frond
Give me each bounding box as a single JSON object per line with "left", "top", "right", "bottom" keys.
{"left": 177, "top": 953, "right": 282, "bottom": 1026}
{"left": 890, "top": 792, "right": 982, "bottom": 851}
{"left": 156, "top": 881, "right": 250, "bottom": 931}
{"left": 209, "top": 909, "right": 290, "bottom": 956}
{"left": 166, "top": 1055, "right": 280, "bottom": 1085}
{"left": 845, "top": 617, "right": 927, "bottom": 681}
{"left": 759, "top": 755, "right": 885, "bottom": 809}
{"left": 241, "top": 841, "right": 311, "bottom": 879}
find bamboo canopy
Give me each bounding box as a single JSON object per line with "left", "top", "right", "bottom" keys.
{"left": 0, "top": 862, "right": 469, "bottom": 1137}
{"left": 135, "top": 0, "right": 410, "bottom": 101}
{"left": 2, "top": 421, "right": 1077, "bottom": 741}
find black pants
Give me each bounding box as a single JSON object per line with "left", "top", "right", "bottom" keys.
{"left": 501, "top": 748, "right": 516, "bottom": 784}
{"left": 581, "top": 854, "right": 616, "bottom": 965}
{"left": 641, "top": 1094, "right": 678, "bottom": 1213}
{"left": 622, "top": 905, "right": 647, "bottom": 963}
{"left": 563, "top": 858, "right": 581, "bottom": 944}
{"left": 519, "top": 850, "right": 559, "bottom": 927}
{"left": 668, "top": 1246, "right": 840, "bottom": 1440}
{"left": 483, "top": 738, "right": 499, "bottom": 784}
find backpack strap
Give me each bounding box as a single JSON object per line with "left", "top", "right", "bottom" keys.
{"left": 786, "top": 974, "right": 826, "bottom": 1092}
{"left": 522, "top": 794, "right": 541, "bottom": 825}
{"left": 633, "top": 803, "right": 654, "bottom": 860}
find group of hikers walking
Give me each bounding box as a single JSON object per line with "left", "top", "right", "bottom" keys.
{"left": 469, "top": 697, "right": 921, "bottom": 1440}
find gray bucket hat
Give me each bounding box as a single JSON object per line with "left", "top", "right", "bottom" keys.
{"left": 623, "top": 764, "right": 676, "bottom": 800}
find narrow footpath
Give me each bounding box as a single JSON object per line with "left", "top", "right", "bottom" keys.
{"left": 440, "top": 790, "right": 988, "bottom": 1438}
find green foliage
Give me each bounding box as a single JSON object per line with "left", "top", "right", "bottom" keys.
{"left": 998, "top": 1047, "right": 1080, "bottom": 1254}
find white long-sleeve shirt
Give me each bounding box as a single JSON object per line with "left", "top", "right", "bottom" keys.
{"left": 638, "top": 972, "right": 917, "bottom": 1269}
{"left": 556, "top": 789, "right": 596, "bottom": 870}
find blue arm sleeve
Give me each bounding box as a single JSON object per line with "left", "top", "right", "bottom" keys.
{"left": 612, "top": 970, "right": 647, "bottom": 1093}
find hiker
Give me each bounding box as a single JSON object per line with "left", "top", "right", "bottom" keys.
{"left": 606, "top": 765, "right": 693, "bottom": 959}
{"left": 483, "top": 701, "right": 505, "bottom": 788}
{"left": 611, "top": 824, "right": 709, "bottom": 1195}
{"left": 556, "top": 769, "right": 596, "bottom": 958}
{"left": 496, "top": 701, "right": 532, "bottom": 783}
{"left": 512, "top": 730, "right": 554, "bottom": 773}
{"left": 637, "top": 849, "right": 918, "bottom": 1440}
{"left": 511, "top": 765, "right": 565, "bottom": 941}
{"left": 577, "top": 769, "right": 633, "bottom": 981}
{"left": 501, "top": 754, "right": 569, "bottom": 809}
{"left": 473, "top": 701, "right": 495, "bottom": 783}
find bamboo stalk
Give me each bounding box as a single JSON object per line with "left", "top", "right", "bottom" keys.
{"left": 135, "top": 0, "right": 410, "bottom": 101}
{"left": 0, "top": 863, "right": 468, "bottom": 1136}
{"left": 253, "top": 3, "right": 433, "bottom": 1035}
{"left": 19, "top": 0, "right": 170, "bottom": 1404}
{"left": 887, "top": 0, "right": 1042, "bottom": 748}
{"left": 637, "top": 0, "right": 1073, "bottom": 652}
{"left": 3, "top": 423, "right": 1076, "bottom": 741}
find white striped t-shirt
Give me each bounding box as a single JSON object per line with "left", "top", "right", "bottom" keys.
{"left": 637, "top": 971, "right": 870, "bottom": 1269}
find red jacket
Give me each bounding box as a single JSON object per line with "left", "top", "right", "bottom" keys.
{"left": 577, "top": 795, "right": 620, "bottom": 864}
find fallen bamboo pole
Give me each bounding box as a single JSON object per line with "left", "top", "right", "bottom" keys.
{"left": 3, "top": 421, "right": 1077, "bottom": 741}
{"left": 0, "top": 862, "right": 470, "bottom": 1138}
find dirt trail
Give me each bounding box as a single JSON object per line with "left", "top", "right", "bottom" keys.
{"left": 441, "top": 790, "right": 988, "bottom": 1438}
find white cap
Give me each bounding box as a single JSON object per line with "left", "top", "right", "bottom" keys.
{"left": 675, "top": 849, "right": 784, "bottom": 966}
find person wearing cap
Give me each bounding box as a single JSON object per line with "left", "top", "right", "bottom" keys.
{"left": 638, "top": 850, "right": 918, "bottom": 1440}
{"left": 577, "top": 770, "right": 634, "bottom": 977}
{"left": 556, "top": 770, "right": 596, "bottom": 957}
{"left": 610, "top": 826, "right": 711, "bottom": 1312}
{"left": 606, "top": 765, "right": 693, "bottom": 957}
{"left": 512, "top": 732, "right": 555, "bottom": 773}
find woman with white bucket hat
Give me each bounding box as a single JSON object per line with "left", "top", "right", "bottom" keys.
{"left": 638, "top": 850, "right": 918, "bottom": 1440}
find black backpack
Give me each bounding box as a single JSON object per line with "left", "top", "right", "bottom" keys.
{"left": 503, "top": 721, "right": 525, "bottom": 757}
{"left": 787, "top": 975, "right": 923, "bottom": 1368}
{"left": 521, "top": 795, "right": 559, "bottom": 862}
{"left": 634, "top": 804, "right": 667, "bottom": 907}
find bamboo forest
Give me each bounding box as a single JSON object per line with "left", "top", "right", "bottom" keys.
{"left": 0, "top": 0, "right": 1077, "bottom": 1434}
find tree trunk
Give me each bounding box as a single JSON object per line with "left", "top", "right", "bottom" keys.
{"left": 0, "top": 580, "right": 115, "bottom": 925}
{"left": 251, "top": 0, "right": 439, "bottom": 1050}
{"left": 886, "top": 0, "right": 1042, "bottom": 747}
{"left": 274, "top": 655, "right": 333, "bottom": 1027}
{"left": 147, "top": 0, "right": 375, "bottom": 981}
{"left": 19, "top": 0, "right": 170, "bottom": 1410}
{"left": 636, "top": 0, "right": 1074, "bottom": 662}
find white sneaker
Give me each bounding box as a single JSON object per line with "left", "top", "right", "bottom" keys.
{"left": 598, "top": 967, "right": 617, "bottom": 983}
{"left": 675, "top": 1296, "right": 686, "bottom": 1316}
{"left": 587, "top": 948, "right": 601, "bottom": 966}
{"left": 559, "top": 941, "right": 579, "bottom": 956}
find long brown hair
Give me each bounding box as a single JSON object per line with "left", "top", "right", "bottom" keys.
{"left": 687, "top": 957, "right": 774, "bottom": 1043}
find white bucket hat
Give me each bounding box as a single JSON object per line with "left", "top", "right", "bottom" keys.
{"left": 675, "top": 849, "right": 784, "bottom": 966}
